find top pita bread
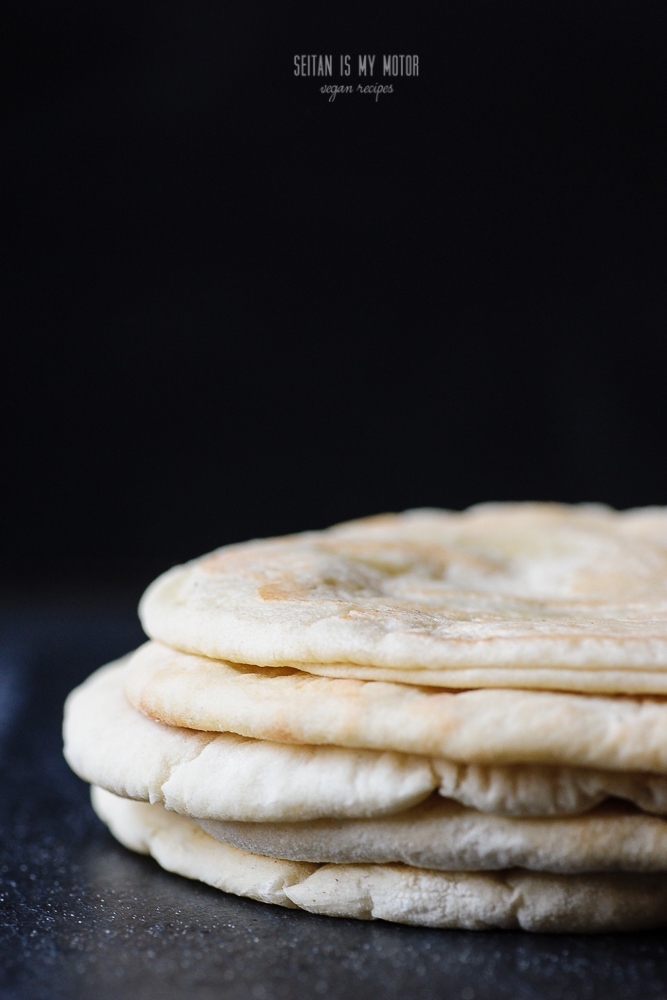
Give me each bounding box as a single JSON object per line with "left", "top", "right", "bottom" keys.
{"left": 139, "top": 504, "right": 667, "bottom": 693}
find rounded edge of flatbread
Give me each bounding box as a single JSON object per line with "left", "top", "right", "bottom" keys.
{"left": 92, "top": 788, "right": 667, "bottom": 932}
{"left": 91, "top": 786, "right": 317, "bottom": 907}
{"left": 138, "top": 505, "right": 667, "bottom": 690}
{"left": 197, "top": 798, "right": 667, "bottom": 873}
{"left": 64, "top": 659, "right": 437, "bottom": 822}
{"left": 124, "top": 643, "right": 667, "bottom": 778}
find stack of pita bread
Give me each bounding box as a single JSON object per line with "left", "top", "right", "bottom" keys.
{"left": 63, "top": 504, "right": 667, "bottom": 931}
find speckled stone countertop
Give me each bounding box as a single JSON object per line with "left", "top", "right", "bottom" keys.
{"left": 2, "top": 587, "right": 667, "bottom": 1000}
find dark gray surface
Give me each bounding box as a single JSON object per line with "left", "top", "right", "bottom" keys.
{"left": 1, "top": 588, "right": 667, "bottom": 1000}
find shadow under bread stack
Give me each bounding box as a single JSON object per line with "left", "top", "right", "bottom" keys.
{"left": 63, "top": 504, "right": 667, "bottom": 931}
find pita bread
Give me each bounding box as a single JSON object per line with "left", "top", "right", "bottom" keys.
{"left": 67, "top": 657, "right": 667, "bottom": 819}
{"left": 285, "top": 863, "right": 667, "bottom": 933}
{"left": 64, "top": 660, "right": 437, "bottom": 821}
{"left": 287, "top": 663, "right": 667, "bottom": 691}
{"left": 138, "top": 504, "right": 667, "bottom": 693}
{"left": 92, "top": 788, "right": 667, "bottom": 931}
{"left": 198, "top": 798, "right": 667, "bottom": 873}
{"left": 90, "top": 786, "right": 316, "bottom": 906}
{"left": 126, "top": 641, "right": 667, "bottom": 777}
{"left": 433, "top": 760, "right": 667, "bottom": 815}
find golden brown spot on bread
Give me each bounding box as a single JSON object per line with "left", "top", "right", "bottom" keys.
{"left": 258, "top": 582, "right": 314, "bottom": 602}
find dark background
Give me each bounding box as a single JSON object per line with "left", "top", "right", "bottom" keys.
{"left": 3, "top": 0, "right": 666, "bottom": 578}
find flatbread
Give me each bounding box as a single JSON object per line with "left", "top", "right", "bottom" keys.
{"left": 434, "top": 760, "right": 667, "bottom": 815}
{"left": 285, "top": 864, "right": 667, "bottom": 933}
{"left": 90, "top": 786, "right": 316, "bottom": 906}
{"left": 198, "top": 797, "right": 667, "bottom": 873}
{"left": 67, "top": 658, "right": 667, "bottom": 820}
{"left": 126, "top": 641, "right": 667, "bottom": 777}
{"left": 92, "top": 788, "right": 667, "bottom": 932}
{"left": 64, "top": 660, "right": 437, "bottom": 822}
{"left": 138, "top": 504, "right": 667, "bottom": 693}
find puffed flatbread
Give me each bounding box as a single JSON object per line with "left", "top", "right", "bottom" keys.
{"left": 199, "top": 798, "right": 667, "bottom": 873}
{"left": 64, "top": 660, "right": 437, "bottom": 822}
{"left": 139, "top": 504, "right": 667, "bottom": 693}
{"left": 126, "top": 641, "right": 667, "bottom": 777}
{"left": 67, "top": 658, "right": 667, "bottom": 820}
{"left": 92, "top": 788, "right": 667, "bottom": 932}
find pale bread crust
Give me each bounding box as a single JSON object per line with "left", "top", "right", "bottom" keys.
{"left": 64, "top": 660, "right": 438, "bottom": 822}
{"left": 90, "top": 786, "right": 316, "bottom": 906}
{"left": 92, "top": 789, "right": 667, "bottom": 932}
{"left": 292, "top": 663, "right": 667, "bottom": 692}
{"left": 284, "top": 864, "right": 667, "bottom": 932}
{"left": 139, "top": 504, "right": 667, "bottom": 692}
{"left": 198, "top": 798, "right": 667, "bottom": 873}
{"left": 67, "top": 658, "right": 667, "bottom": 821}
{"left": 126, "top": 641, "right": 667, "bottom": 777}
